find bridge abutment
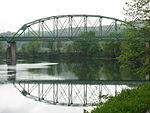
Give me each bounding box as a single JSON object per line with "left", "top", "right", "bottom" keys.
{"left": 6, "top": 42, "right": 16, "bottom": 65}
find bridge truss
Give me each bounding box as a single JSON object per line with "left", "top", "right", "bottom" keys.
{"left": 0, "top": 15, "right": 126, "bottom": 42}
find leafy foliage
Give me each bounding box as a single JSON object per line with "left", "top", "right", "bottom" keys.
{"left": 48, "top": 41, "right": 63, "bottom": 57}
{"left": 124, "top": 0, "right": 150, "bottom": 22}
{"left": 102, "top": 41, "right": 121, "bottom": 58}
{"left": 19, "top": 41, "right": 42, "bottom": 57}
{"left": 90, "top": 83, "right": 150, "bottom": 113}
{"left": 0, "top": 42, "right": 5, "bottom": 56}
{"left": 65, "top": 31, "right": 103, "bottom": 57}
{"left": 117, "top": 0, "right": 150, "bottom": 77}
{"left": 117, "top": 36, "right": 148, "bottom": 76}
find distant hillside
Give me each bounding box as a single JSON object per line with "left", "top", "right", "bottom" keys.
{"left": 0, "top": 31, "right": 15, "bottom": 36}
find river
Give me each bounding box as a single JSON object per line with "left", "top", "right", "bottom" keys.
{"left": 0, "top": 58, "right": 144, "bottom": 113}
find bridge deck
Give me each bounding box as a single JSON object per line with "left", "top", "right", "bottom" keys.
{"left": 4, "top": 80, "right": 148, "bottom": 85}
{"left": 0, "top": 36, "right": 125, "bottom": 41}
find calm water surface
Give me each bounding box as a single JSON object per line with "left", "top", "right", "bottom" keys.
{"left": 0, "top": 59, "right": 144, "bottom": 113}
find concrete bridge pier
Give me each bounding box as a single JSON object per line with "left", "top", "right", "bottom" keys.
{"left": 6, "top": 42, "right": 16, "bottom": 65}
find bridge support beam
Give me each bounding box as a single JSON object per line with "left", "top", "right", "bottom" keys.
{"left": 6, "top": 42, "right": 16, "bottom": 65}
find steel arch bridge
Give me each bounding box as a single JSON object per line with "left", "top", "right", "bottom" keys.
{"left": 0, "top": 14, "right": 126, "bottom": 42}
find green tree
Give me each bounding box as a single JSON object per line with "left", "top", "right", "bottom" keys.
{"left": 48, "top": 41, "right": 55, "bottom": 53}
{"left": 56, "top": 41, "right": 62, "bottom": 53}
{"left": 0, "top": 42, "right": 5, "bottom": 56}
{"left": 102, "top": 41, "right": 121, "bottom": 58}
{"left": 117, "top": 0, "right": 150, "bottom": 79}
{"left": 21, "top": 41, "right": 42, "bottom": 57}
{"left": 65, "top": 31, "right": 102, "bottom": 57}
{"left": 64, "top": 43, "right": 74, "bottom": 56}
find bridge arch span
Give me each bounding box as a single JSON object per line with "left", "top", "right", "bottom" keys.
{"left": 11, "top": 14, "right": 126, "bottom": 42}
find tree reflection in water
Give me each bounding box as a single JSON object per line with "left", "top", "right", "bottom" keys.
{"left": 46, "top": 59, "right": 143, "bottom": 80}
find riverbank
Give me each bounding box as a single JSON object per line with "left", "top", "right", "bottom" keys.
{"left": 0, "top": 55, "right": 116, "bottom": 60}
{"left": 89, "top": 82, "right": 150, "bottom": 113}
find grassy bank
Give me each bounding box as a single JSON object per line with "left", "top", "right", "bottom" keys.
{"left": 89, "top": 82, "right": 150, "bottom": 113}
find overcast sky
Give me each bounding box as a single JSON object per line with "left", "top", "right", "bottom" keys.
{"left": 0, "top": 0, "right": 126, "bottom": 32}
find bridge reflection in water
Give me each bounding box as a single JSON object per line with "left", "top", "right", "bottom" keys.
{"left": 12, "top": 80, "right": 146, "bottom": 106}
{"left": 3, "top": 65, "right": 147, "bottom": 106}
